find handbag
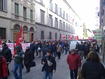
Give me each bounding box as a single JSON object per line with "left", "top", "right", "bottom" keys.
{"left": 30, "top": 61, "right": 36, "bottom": 67}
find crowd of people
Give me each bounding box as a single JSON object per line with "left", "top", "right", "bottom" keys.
{"left": 0, "top": 40, "right": 105, "bottom": 79}
{"left": 0, "top": 40, "right": 69, "bottom": 79}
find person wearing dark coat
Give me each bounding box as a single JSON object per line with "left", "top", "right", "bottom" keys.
{"left": 2, "top": 43, "right": 12, "bottom": 75}
{"left": 24, "top": 47, "right": 34, "bottom": 73}
{"left": 84, "top": 43, "right": 89, "bottom": 58}
{"left": 2, "top": 43, "right": 12, "bottom": 62}
{"left": 81, "top": 51, "right": 105, "bottom": 79}
{"left": 41, "top": 42, "right": 48, "bottom": 57}
{"left": 30, "top": 41, "right": 35, "bottom": 58}
{"left": 41, "top": 50, "right": 56, "bottom": 79}
{"left": 0, "top": 51, "right": 8, "bottom": 79}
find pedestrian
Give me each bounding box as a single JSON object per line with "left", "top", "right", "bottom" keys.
{"left": 24, "top": 47, "right": 34, "bottom": 73}
{"left": 64, "top": 41, "right": 69, "bottom": 55}
{"left": 80, "top": 51, "right": 105, "bottom": 79}
{"left": 13, "top": 46, "right": 24, "bottom": 79}
{"left": 83, "top": 42, "right": 89, "bottom": 59}
{"left": 0, "top": 50, "right": 8, "bottom": 79}
{"left": 56, "top": 44, "right": 62, "bottom": 59}
{"left": 2, "top": 43, "right": 12, "bottom": 76}
{"left": 30, "top": 41, "right": 35, "bottom": 58}
{"left": 37, "top": 41, "right": 42, "bottom": 57}
{"left": 41, "top": 50, "right": 56, "bottom": 79}
{"left": 67, "top": 49, "right": 81, "bottom": 79}
{"left": 78, "top": 42, "right": 85, "bottom": 60}
{"left": 41, "top": 42, "right": 48, "bottom": 57}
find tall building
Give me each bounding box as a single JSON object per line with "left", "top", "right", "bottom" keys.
{"left": 100, "top": 0, "right": 105, "bottom": 27}
{"left": 35, "top": 0, "right": 81, "bottom": 40}
{"left": 0, "top": 0, "right": 81, "bottom": 42}
{"left": 0, "top": 0, "right": 36, "bottom": 42}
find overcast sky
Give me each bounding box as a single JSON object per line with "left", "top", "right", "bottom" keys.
{"left": 68, "top": 0, "right": 100, "bottom": 30}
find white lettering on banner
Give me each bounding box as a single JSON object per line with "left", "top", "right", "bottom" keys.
{"left": 21, "top": 43, "right": 30, "bottom": 52}
{"left": 0, "top": 43, "right": 30, "bottom": 54}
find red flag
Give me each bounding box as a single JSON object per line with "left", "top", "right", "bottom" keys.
{"left": 13, "top": 26, "right": 23, "bottom": 55}
{"left": 16, "top": 26, "right": 23, "bottom": 46}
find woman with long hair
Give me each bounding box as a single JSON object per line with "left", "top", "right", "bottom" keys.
{"left": 81, "top": 51, "right": 105, "bottom": 79}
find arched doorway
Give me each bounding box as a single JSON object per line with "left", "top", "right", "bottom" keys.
{"left": 30, "top": 27, "right": 34, "bottom": 42}
{"left": 13, "top": 24, "right": 20, "bottom": 42}
{"left": 23, "top": 26, "right": 28, "bottom": 42}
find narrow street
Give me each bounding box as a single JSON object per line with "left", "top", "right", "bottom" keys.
{"left": 8, "top": 54, "right": 70, "bottom": 79}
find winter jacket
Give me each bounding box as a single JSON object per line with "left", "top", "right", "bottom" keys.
{"left": 41, "top": 56, "right": 56, "bottom": 72}
{"left": 0, "top": 56, "right": 8, "bottom": 77}
{"left": 67, "top": 53, "right": 81, "bottom": 70}
{"left": 14, "top": 51, "right": 24, "bottom": 64}
{"left": 81, "top": 60, "right": 105, "bottom": 79}
{"left": 24, "top": 49, "right": 34, "bottom": 66}
{"left": 2, "top": 47, "right": 12, "bottom": 62}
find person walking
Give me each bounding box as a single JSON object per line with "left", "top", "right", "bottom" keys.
{"left": 67, "top": 49, "right": 81, "bottom": 79}
{"left": 2, "top": 43, "right": 12, "bottom": 75}
{"left": 80, "top": 51, "right": 105, "bottom": 79}
{"left": 56, "top": 44, "right": 62, "bottom": 59}
{"left": 41, "top": 50, "right": 56, "bottom": 79}
{"left": 24, "top": 47, "right": 34, "bottom": 73}
{"left": 13, "top": 46, "right": 24, "bottom": 79}
{"left": 0, "top": 51, "right": 8, "bottom": 79}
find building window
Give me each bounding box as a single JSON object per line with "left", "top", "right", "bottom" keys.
{"left": 23, "top": 6, "right": 27, "bottom": 20}
{"left": 59, "top": 20, "right": 62, "bottom": 29}
{"left": 63, "top": 11, "right": 65, "bottom": 19}
{"left": 60, "top": 34, "right": 61, "bottom": 39}
{"left": 15, "top": 3, "right": 19, "bottom": 16}
{"left": 59, "top": 8, "right": 62, "bottom": 16}
{"left": 41, "top": 31, "right": 44, "bottom": 40}
{"left": 40, "top": 0, "right": 43, "bottom": 5}
{"left": 101, "top": 9, "right": 104, "bottom": 15}
{"left": 0, "top": 28, "right": 6, "bottom": 39}
{"left": 55, "top": 17, "right": 58, "bottom": 28}
{"left": 49, "top": 1, "right": 53, "bottom": 11}
{"left": 30, "top": 9, "right": 33, "bottom": 20}
{"left": 55, "top": 33, "right": 57, "bottom": 39}
{"left": 55, "top": 3, "right": 58, "bottom": 14}
{"left": 66, "top": 13, "right": 68, "bottom": 20}
{"left": 40, "top": 9, "right": 45, "bottom": 24}
{"left": 30, "top": 27, "right": 34, "bottom": 42}
{"left": 49, "top": 14, "right": 53, "bottom": 27}
{"left": 66, "top": 23, "right": 68, "bottom": 31}
{"left": 0, "top": 0, "right": 7, "bottom": 12}
{"left": 63, "top": 22, "right": 65, "bottom": 30}
{"left": 49, "top": 32, "right": 52, "bottom": 39}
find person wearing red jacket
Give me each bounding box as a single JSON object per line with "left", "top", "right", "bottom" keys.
{"left": 0, "top": 52, "right": 8, "bottom": 79}
{"left": 67, "top": 49, "right": 81, "bottom": 79}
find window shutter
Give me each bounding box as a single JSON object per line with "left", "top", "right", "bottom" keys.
{"left": 0, "top": 0, "right": 3, "bottom": 11}
{"left": 3, "top": 0, "right": 7, "bottom": 12}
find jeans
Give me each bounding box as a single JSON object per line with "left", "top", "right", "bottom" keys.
{"left": 70, "top": 69, "right": 78, "bottom": 79}
{"left": 13, "top": 63, "right": 22, "bottom": 79}
{"left": 43, "top": 71, "right": 53, "bottom": 79}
